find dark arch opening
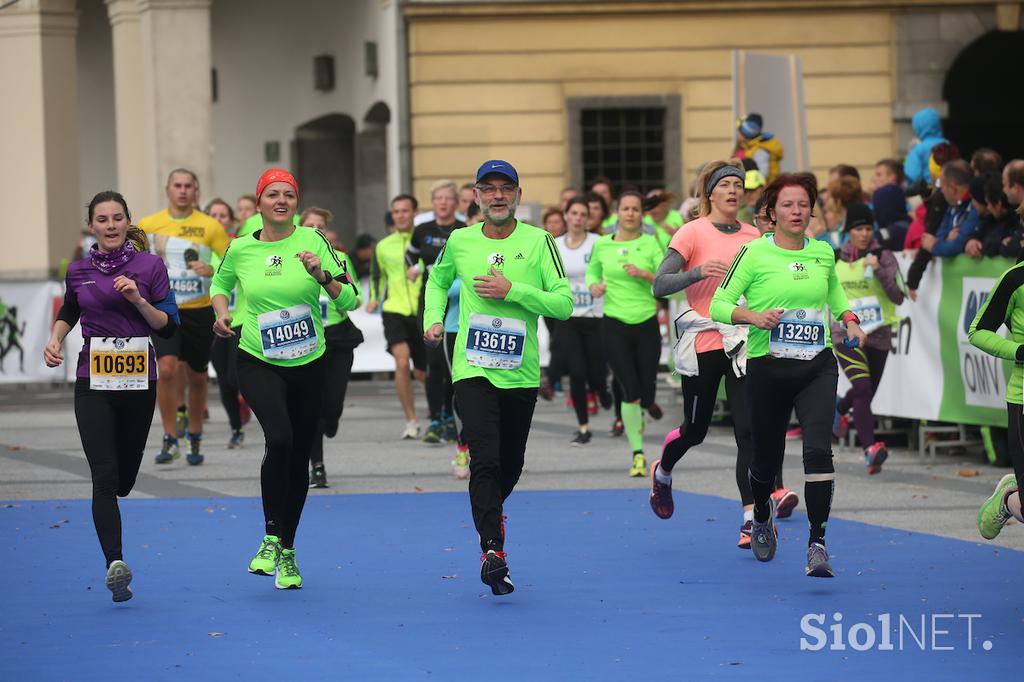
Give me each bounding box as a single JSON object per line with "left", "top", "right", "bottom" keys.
{"left": 356, "top": 102, "right": 391, "bottom": 236}
{"left": 293, "top": 114, "right": 356, "bottom": 246}
{"left": 943, "top": 30, "right": 1024, "bottom": 163}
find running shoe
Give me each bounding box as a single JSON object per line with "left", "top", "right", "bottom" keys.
{"left": 402, "top": 421, "right": 419, "bottom": 440}
{"left": 452, "top": 445, "right": 470, "bottom": 480}
{"left": 750, "top": 499, "right": 778, "bottom": 562}
{"left": 629, "top": 453, "right": 647, "bottom": 478}
{"left": 275, "top": 549, "right": 302, "bottom": 589}
{"left": 480, "top": 540, "right": 514, "bottom": 596}
{"left": 978, "top": 473, "right": 1018, "bottom": 540}
{"left": 587, "top": 391, "right": 599, "bottom": 416}
{"left": 310, "top": 464, "right": 328, "bottom": 489}
{"left": 647, "top": 403, "right": 664, "bottom": 420}
{"left": 785, "top": 427, "right": 802, "bottom": 440}
{"left": 105, "top": 560, "right": 133, "bottom": 603}
{"left": 737, "top": 520, "right": 752, "bottom": 549}
{"left": 539, "top": 376, "right": 554, "bottom": 401}
{"left": 154, "top": 434, "right": 180, "bottom": 464}
{"left": 771, "top": 487, "right": 799, "bottom": 519}
{"left": 185, "top": 432, "right": 204, "bottom": 466}
{"left": 609, "top": 418, "right": 624, "bottom": 438}
{"left": 648, "top": 459, "right": 674, "bottom": 519}
{"left": 423, "top": 420, "right": 442, "bottom": 444}
{"left": 239, "top": 396, "right": 252, "bottom": 426}
{"left": 248, "top": 534, "right": 281, "bottom": 576}
{"left": 324, "top": 418, "right": 339, "bottom": 439}
{"left": 806, "top": 542, "right": 834, "bottom": 578}
{"left": 864, "top": 442, "right": 888, "bottom": 475}
{"left": 175, "top": 407, "right": 188, "bottom": 438}
{"left": 442, "top": 416, "right": 457, "bottom": 444}
{"left": 570, "top": 430, "right": 592, "bottom": 446}
{"left": 598, "top": 390, "right": 613, "bottom": 410}
{"left": 227, "top": 429, "right": 244, "bottom": 449}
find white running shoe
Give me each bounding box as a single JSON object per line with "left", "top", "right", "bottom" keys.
{"left": 402, "top": 421, "right": 420, "bottom": 440}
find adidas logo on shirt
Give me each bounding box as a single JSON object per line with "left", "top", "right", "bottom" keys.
{"left": 515, "top": 252, "right": 524, "bottom": 260}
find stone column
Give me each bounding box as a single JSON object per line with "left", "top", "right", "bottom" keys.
{"left": 0, "top": 0, "right": 80, "bottom": 278}
{"left": 107, "top": 0, "right": 212, "bottom": 216}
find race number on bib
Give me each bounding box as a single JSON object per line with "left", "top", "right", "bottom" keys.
{"left": 258, "top": 304, "right": 318, "bottom": 360}
{"left": 769, "top": 308, "right": 826, "bottom": 360}
{"left": 466, "top": 313, "right": 526, "bottom": 370}
{"left": 89, "top": 337, "right": 149, "bottom": 390}
{"left": 849, "top": 296, "right": 884, "bottom": 334}
{"left": 571, "top": 287, "right": 593, "bottom": 311}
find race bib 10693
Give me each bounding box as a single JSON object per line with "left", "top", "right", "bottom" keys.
{"left": 89, "top": 336, "right": 149, "bottom": 390}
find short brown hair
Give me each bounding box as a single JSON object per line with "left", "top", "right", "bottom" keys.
{"left": 300, "top": 206, "right": 334, "bottom": 226}
{"left": 875, "top": 158, "right": 904, "bottom": 185}
{"left": 763, "top": 174, "right": 819, "bottom": 226}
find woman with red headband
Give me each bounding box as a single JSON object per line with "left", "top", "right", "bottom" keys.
{"left": 211, "top": 169, "right": 359, "bottom": 590}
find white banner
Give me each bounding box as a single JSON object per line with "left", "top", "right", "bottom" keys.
{"left": 0, "top": 281, "right": 66, "bottom": 383}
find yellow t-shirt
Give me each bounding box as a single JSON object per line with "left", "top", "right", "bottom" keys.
{"left": 139, "top": 209, "right": 230, "bottom": 309}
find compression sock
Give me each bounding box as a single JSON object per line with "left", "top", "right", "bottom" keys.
{"left": 620, "top": 402, "right": 644, "bottom": 453}
{"left": 805, "top": 478, "right": 835, "bottom": 546}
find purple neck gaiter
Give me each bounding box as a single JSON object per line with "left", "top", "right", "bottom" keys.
{"left": 90, "top": 240, "right": 136, "bottom": 275}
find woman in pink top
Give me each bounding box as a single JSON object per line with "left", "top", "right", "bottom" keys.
{"left": 647, "top": 160, "right": 798, "bottom": 549}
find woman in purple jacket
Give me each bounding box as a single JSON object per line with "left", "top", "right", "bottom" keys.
{"left": 43, "top": 191, "right": 178, "bottom": 603}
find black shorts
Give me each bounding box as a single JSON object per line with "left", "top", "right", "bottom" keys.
{"left": 381, "top": 312, "right": 426, "bottom": 371}
{"left": 152, "top": 306, "right": 215, "bottom": 373}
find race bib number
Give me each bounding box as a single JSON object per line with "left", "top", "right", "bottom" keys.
{"left": 849, "top": 296, "right": 884, "bottom": 334}
{"left": 466, "top": 313, "right": 526, "bottom": 370}
{"left": 769, "top": 309, "right": 825, "bottom": 360}
{"left": 258, "top": 304, "right": 318, "bottom": 360}
{"left": 571, "top": 287, "right": 593, "bottom": 311}
{"left": 151, "top": 236, "right": 212, "bottom": 305}
{"left": 89, "top": 337, "right": 149, "bottom": 390}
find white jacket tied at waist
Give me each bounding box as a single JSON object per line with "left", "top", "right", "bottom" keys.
{"left": 673, "top": 308, "right": 748, "bottom": 378}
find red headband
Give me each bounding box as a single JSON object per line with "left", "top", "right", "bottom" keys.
{"left": 256, "top": 168, "right": 298, "bottom": 203}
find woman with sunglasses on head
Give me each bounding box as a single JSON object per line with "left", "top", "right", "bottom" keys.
{"left": 44, "top": 191, "right": 179, "bottom": 602}
{"left": 711, "top": 173, "right": 866, "bottom": 577}
{"left": 211, "top": 170, "right": 359, "bottom": 590}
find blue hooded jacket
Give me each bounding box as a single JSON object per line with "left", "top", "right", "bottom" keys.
{"left": 905, "top": 108, "right": 948, "bottom": 186}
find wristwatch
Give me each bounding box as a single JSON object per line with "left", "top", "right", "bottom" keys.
{"left": 318, "top": 271, "right": 334, "bottom": 286}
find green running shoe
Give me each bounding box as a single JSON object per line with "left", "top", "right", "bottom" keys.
{"left": 106, "top": 560, "right": 133, "bottom": 602}
{"left": 629, "top": 452, "right": 647, "bottom": 478}
{"left": 978, "top": 473, "right": 1018, "bottom": 540}
{"left": 275, "top": 549, "right": 302, "bottom": 589}
{"left": 175, "top": 408, "right": 188, "bottom": 439}
{"left": 154, "top": 434, "right": 180, "bottom": 464}
{"left": 248, "top": 535, "right": 281, "bottom": 576}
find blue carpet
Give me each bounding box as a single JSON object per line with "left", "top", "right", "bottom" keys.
{"left": 2, "top": 489, "right": 1021, "bottom": 680}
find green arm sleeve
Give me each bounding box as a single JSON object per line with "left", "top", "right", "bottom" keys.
{"left": 709, "top": 244, "right": 752, "bottom": 324}
{"left": 370, "top": 248, "right": 383, "bottom": 303}
{"left": 424, "top": 243, "right": 454, "bottom": 331}
{"left": 210, "top": 243, "right": 237, "bottom": 300}
{"left": 505, "top": 233, "right": 573, "bottom": 320}
{"left": 969, "top": 266, "right": 1024, "bottom": 361}
{"left": 585, "top": 240, "right": 604, "bottom": 286}
{"left": 826, "top": 256, "right": 853, "bottom": 322}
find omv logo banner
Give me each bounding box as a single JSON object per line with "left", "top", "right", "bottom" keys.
{"left": 957, "top": 277, "right": 1003, "bottom": 409}
{"left": 958, "top": 278, "right": 995, "bottom": 340}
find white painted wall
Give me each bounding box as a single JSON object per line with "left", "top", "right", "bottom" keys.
{"left": 208, "top": 0, "right": 400, "bottom": 214}
{"left": 76, "top": 0, "right": 117, "bottom": 221}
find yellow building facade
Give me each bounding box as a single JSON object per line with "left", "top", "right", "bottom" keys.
{"left": 404, "top": 0, "right": 1017, "bottom": 204}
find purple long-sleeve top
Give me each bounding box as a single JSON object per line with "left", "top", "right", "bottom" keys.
{"left": 59, "top": 251, "right": 176, "bottom": 380}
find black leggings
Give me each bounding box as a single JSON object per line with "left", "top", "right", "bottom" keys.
{"left": 545, "top": 316, "right": 566, "bottom": 383}
{"left": 1007, "top": 403, "right": 1024, "bottom": 487}
{"left": 237, "top": 351, "right": 325, "bottom": 548}
{"left": 209, "top": 328, "right": 241, "bottom": 431}
{"left": 746, "top": 350, "right": 838, "bottom": 538}
{"left": 557, "top": 317, "right": 607, "bottom": 425}
{"left": 661, "top": 350, "right": 755, "bottom": 505}
{"left": 454, "top": 377, "right": 537, "bottom": 550}
{"left": 443, "top": 331, "right": 465, "bottom": 446}
{"left": 425, "top": 342, "right": 452, "bottom": 421}
{"left": 74, "top": 379, "right": 157, "bottom": 567}
{"left": 311, "top": 320, "right": 361, "bottom": 467}
{"left": 601, "top": 315, "right": 660, "bottom": 407}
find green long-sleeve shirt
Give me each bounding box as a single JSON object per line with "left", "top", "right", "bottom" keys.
{"left": 424, "top": 221, "right": 572, "bottom": 389}
{"left": 370, "top": 230, "right": 421, "bottom": 317}
{"left": 710, "top": 234, "right": 851, "bottom": 359}
{"left": 585, "top": 232, "right": 661, "bottom": 325}
{"left": 968, "top": 261, "right": 1024, "bottom": 404}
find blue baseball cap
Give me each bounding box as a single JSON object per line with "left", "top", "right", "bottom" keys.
{"left": 476, "top": 159, "right": 519, "bottom": 185}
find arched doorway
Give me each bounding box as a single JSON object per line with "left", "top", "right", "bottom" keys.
{"left": 943, "top": 30, "right": 1024, "bottom": 162}
{"left": 356, "top": 102, "right": 391, "bottom": 238}
{"left": 293, "top": 114, "right": 356, "bottom": 246}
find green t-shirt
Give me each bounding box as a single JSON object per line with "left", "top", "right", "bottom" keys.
{"left": 969, "top": 261, "right": 1024, "bottom": 404}
{"left": 585, "top": 232, "right": 661, "bottom": 325}
{"left": 643, "top": 209, "right": 683, "bottom": 254}
{"left": 709, "top": 234, "right": 851, "bottom": 359}
{"left": 321, "top": 251, "right": 360, "bottom": 327}
{"left": 423, "top": 221, "right": 572, "bottom": 389}
{"left": 211, "top": 227, "right": 359, "bottom": 367}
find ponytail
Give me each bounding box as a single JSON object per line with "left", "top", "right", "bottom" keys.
{"left": 126, "top": 226, "right": 149, "bottom": 253}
